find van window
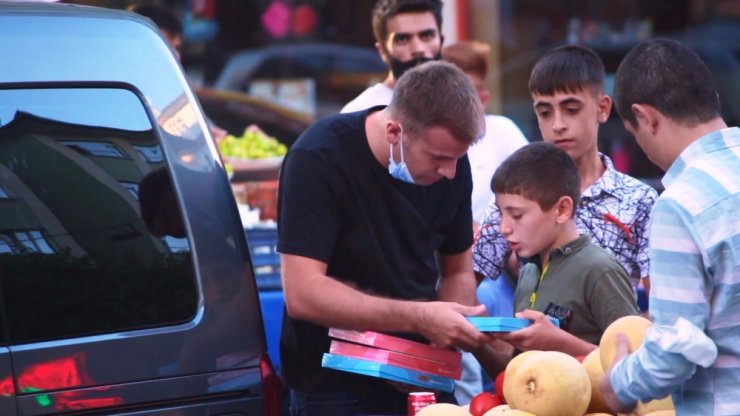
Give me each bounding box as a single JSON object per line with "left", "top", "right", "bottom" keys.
{"left": 0, "top": 87, "right": 198, "bottom": 345}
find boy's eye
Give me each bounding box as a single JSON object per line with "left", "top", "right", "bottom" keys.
{"left": 536, "top": 110, "right": 550, "bottom": 118}
{"left": 566, "top": 107, "right": 580, "bottom": 114}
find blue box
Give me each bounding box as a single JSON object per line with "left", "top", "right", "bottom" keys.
{"left": 245, "top": 227, "right": 282, "bottom": 290}
{"left": 321, "top": 353, "right": 455, "bottom": 392}
{"left": 467, "top": 316, "right": 560, "bottom": 332}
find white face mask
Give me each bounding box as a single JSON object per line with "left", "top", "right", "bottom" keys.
{"left": 388, "top": 126, "right": 415, "bottom": 184}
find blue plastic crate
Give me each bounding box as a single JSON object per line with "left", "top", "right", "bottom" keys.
{"left": 245, "top": 227, "right": 282, "bottom": 290}
{"left": 259, "top": 290, "right": 284, "bottom": 373}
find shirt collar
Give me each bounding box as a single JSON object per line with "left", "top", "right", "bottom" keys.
{"left": 663, "top": 127, "right": 740, "bottom": 189}
{"left": 582, "top": 153, "right": 620, "bottom": 200}
{"left": 550, "top": 234, "right": 591, "bottom": 260}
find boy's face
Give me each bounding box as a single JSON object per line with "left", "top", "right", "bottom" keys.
{"left": 496, "top": 193, "right": 565, "bottom": 260}
{"left": 378, "top": 11, "right": 441, "bottom": 64}
{"left": 531, "top": 89, "right": 611, "bottom": 162}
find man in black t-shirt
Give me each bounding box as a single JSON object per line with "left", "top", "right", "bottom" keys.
{"left": 277, "top": 60, "right": 489, "bottom": 415}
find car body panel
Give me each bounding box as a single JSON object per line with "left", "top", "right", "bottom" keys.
{"left": 0, "top": 3, "right": 273, "bottom": 414}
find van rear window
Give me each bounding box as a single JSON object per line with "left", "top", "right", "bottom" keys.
{"left": 0, "top": 87, "right": 198, "bottom": 344}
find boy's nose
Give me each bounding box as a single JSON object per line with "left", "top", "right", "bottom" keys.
{"left": 499, "top": 219, "right": 512, "bottom": 236}
{"left": 552, "top": 111, "right": 567, "bottom": 133}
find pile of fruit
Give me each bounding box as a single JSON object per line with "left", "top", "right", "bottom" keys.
{"left": 217, "top": 126, "right": 288, "bottom": 159}
{"left": 416, "top": 316, "right": 675, "bottom": 416}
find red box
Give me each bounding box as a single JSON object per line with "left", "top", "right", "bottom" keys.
{"left": 327, "top": 328, "right": 461, "bottom": 367}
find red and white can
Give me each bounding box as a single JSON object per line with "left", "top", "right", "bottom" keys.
{"left": 407, "top": 392, "right": 436, "bottom": 415}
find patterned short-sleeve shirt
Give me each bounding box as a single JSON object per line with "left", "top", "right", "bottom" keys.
{"left": 472, "top": 154, "right": 658, "bottom": 288}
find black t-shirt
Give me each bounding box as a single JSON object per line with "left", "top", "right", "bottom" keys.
{"left": 277, "top": 106, "right": 473, "bottom": 393}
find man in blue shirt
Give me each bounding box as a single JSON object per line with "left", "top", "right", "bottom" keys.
{"left": 600, "top": 38, "right": 740, "bottom": 415}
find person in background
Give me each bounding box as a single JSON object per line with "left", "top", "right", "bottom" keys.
{"left": 278, "top": 61, "right": 489, "bottom": 415}
{"left": 473, "top": 44, "right": 658, "bottom": 316}
{"left": 441, "top": 39, "right": 529, "bottom": 402}
{"left": 130, "top": 3, "right": 227, "bottom": 143}
{"left": 341, "top": 0, "right": 443, "bottom": 113}
{"left": 441, "top": 40, "right": 529, "bottom": 229}
{"left": 129, "top": 3, "right": 183, "bottom": 60}
{"left": 474, "top": 142, "right": 638, "bottom": 377}
{"left": 599, "top": 37, "right": 739, "bottom": 416}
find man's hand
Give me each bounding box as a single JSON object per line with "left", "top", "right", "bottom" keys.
{"left": 600, "top": 333, "right": 638, "bottom": 414}
{"left": 496, "top": 309, "right": 560, "bottom": 351}
{"left": 415, "top": 302, "right": 491, "bottom": 351}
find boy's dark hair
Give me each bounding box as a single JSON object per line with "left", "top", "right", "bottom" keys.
{"left": 492, "top": 142, "right": 580, "bottom": 214}
{"left": 614, "top": 37, "right": 721, "bottom": 128}
{"left": 528, "top": 44, "right": 604, "bottom": 96}
{"left": 131, "top": 4, "right": 182, "bottom": 36}
{"left": 372, "top": 0, "right": 443, "bottom": 46}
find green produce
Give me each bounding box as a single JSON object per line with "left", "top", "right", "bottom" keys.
{"left": 218, "top": 128, "right": 287, "bottom": 159}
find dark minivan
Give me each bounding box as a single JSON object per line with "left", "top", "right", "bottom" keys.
{"left": 0, "top": 2, "right": 281, "bottom": 415}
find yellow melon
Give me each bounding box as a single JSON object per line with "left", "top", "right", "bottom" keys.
{"left": 599, "top": 316, "right": 652, "bottom": 369}
{"left": 508, "top": 351, "right": 591, "bottom": 416}
{"left": 582, "top": 348, "right": 615, "bottom": 414}
{"left": 416, "top": 402, "right": 471, "bottom": 416}
{"left": 635, "top": 395, "right": 674, "bottom": 415}
{"left": 502, "top": 350, "right": 542, "bottom": 407}
{"left": 483, "top": 407, "right": 535, "bottom": 416}
{"left": 482, "top": 404, "right": 511, "bottom": 415}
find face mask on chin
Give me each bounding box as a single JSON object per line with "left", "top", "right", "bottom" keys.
{"left": 388, "top": 51, "right": 441, "bottom": 81}
{"left": 388, "top": 126, "right": 415, "bottom": 184}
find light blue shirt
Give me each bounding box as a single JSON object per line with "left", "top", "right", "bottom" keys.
{"left": 610, "top": 127, "right": 740, "bottom": 415}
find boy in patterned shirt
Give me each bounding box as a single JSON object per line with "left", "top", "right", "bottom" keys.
{"left": 473, "top": 44, "right": 657, "bottom": 311}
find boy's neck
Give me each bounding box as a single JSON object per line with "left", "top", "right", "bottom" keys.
{"left": 539, "top": 221, "right": 580, "bottom": 266}
{"left": 572, "top": 150, "right": 605, "bottom": 193}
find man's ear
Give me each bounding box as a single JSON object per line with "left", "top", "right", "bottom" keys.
{"left": 631, "top": 103, "right": 659, "bottom": 135}
{"left": 375, "top": 41, "right": 390, "bottom": 65}
{"left": 597, "top": 94, "right": 612, "bottom": 123}
{"left": 385, "top": 120, "right": 403, "bottom": 144}
{"left": 555, "top": 196, "right": 574, "bottom": 223}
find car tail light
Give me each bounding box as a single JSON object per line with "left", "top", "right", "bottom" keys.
{"left": 260, "top": 354, "right": 282, "bottom": 416}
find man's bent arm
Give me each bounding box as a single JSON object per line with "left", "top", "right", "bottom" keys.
{"left": 281, "top": 253, "right": 489, "bottom": 351}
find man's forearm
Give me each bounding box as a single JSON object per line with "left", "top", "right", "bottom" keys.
{"left": 437, "top": 247, "right": 478, "bottom": 305}
{"left": 284, "top": 266, "right": 422, "bottom": 333}
{"left": 474, "top": 342, "right": 513, "bottom": 378}
{"left": 610, "top": 318, "right": 717, "bottom": 405}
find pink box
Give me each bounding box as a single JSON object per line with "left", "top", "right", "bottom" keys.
{"left": 327, "top": 328, "right": 461, "bottom": 366}
{"left": 329, "top": 340, "right": 462, "bottom": 379}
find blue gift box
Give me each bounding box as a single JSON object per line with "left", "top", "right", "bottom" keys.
{"left": 321, "top": 353, "right": 455, "bottom": 392}
{"left": 466, "top": 316, "right": 560, "bottom": 332}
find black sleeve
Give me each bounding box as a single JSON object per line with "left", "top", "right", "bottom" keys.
{"left": 277, "top": 147, "right": 341, "bottom": 263}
